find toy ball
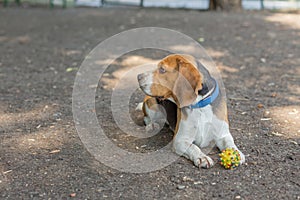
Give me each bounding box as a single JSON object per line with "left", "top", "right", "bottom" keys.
{"left": 219, "top": 148, "right": 241, "bottom": 169}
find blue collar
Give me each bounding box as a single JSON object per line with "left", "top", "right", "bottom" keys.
{"left": 190, "top": 79, "right": 219, "bottom": 109}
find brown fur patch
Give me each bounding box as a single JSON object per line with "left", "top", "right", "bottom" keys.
{"left": 212, "top": 94, "right": 229, "bottom": 124}
{"left": 150, "top": 54, "right": 203, "bottom": 108}
{"left": 142, "top": 95, "right": 158, "bottom": 116}
{"left": 142, "top": 54, "right": 221, "bottom": 136}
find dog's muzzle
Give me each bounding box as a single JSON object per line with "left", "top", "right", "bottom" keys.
{"left": 137, "top": 72, "right": 153, "bottom": 95}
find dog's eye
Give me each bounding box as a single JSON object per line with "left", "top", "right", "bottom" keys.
{"left": 159, "top": 67, "right": 166, "bottom": 74}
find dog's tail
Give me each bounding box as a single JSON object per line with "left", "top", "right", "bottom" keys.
{"left": 135, "top": 102, "right": 143, "bottom": 111}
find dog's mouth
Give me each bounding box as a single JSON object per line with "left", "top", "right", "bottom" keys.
{"left": 139, "top": 84, "right": 150, "bottom": 93}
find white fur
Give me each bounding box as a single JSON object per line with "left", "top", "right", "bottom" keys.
{"left": 135, "top": 102, "right": 143, "bottom": 111}
{"left": 143, "top": 101, "right": 166, "bottom": 132}
{"left": 173, "top": 105, "right": 245, "bottom": 168}
{"left": 138, "top": 72, "right": 153, "bottom": 96}
{"left": 138, "top": 65, "right": 245, "bottom": 169}
{"left": 141, "top": 99, "right": 245, "bottom": 168}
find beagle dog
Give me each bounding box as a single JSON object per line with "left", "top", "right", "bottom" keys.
{"left": 137, "top": 54, "right": 245, "bottom": 168}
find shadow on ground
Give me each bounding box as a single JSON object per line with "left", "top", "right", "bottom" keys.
{"left": 0, "top": 7, "right": 299, "bottom": 199}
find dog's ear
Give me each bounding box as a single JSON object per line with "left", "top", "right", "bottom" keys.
{"left": 173, "top": 57, "right": 203, "bottom": 108}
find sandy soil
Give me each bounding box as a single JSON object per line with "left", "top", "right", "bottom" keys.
{"left": 0, "top": 7, "right": 299, "bottom": 199}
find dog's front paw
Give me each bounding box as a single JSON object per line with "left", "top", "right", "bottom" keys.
{"left": 238, "top": 150, "right": 245, "bottom": 164}
{"left": 195, "top": 156, "right": 214, "bottom": 169}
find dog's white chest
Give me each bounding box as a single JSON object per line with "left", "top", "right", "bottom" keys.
{"left": 183, "top": 105, "right": 216, "bottom": 148}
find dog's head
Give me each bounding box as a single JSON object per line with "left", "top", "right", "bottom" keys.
{"left": 138, "top": 54, "right": 207, "bottom": 108}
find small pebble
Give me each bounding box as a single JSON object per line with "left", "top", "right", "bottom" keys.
{"left": 260, "top": 58, "right": 266, "bottom": 63}
{"left": 177, "top": 185, "right": 186, "bottom": 190}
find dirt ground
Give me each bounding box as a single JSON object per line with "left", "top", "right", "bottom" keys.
{"left": 0, "top": 7, "right": 299, "bottom": 200}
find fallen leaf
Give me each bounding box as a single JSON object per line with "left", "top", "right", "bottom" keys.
{"left": 257, "top": 103, "right": 264, "bottom": 109}
{"left": 49, "top": 149, "right": 60, "bottom": 154}
{"left": 193, "top": 181, "right": 203, "bottom": 185}
{"left": 271, "top": 132, "right": 283, "bottom": 136}
{"left": 261, "top": 118, "right": 271, "bottom": 121}
{"left": 271, "top": 93, "right": 277, "bottom": 97}
{"left": 66, "top": 67, "right": 78, "bottom": 72}
{"left": 182, "top": 176, "right": 193, "bottom": 182}
{"left": 198, "top": 37, "right": 205, "bottom": 42}
{"left": 290, "top": 140, "right": 298, "bottom": 145}
{"left": 3, "top": 170, "right": 12, "bottom": 174}
{"left": 69, "top": 193, "right": 76, "bottom": 197}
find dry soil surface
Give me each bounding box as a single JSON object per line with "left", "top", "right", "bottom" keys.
{"left": 0, "top": 7, "right": 299, "bottom": 200}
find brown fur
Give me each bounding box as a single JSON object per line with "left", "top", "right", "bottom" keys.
{"left": 149, "top": 54, "right": 203, "bottom": 108}
{"left": 142, "top": 54, "right": 205, "bottom": 134}
{"left": 142, "top": 54, "right": 229, "bottom": 129}
{"left": 142, "top": 95, "right": 158, "bottom": 115}
{"left": 212, "top": 93, "right": 229, "bottom": 123}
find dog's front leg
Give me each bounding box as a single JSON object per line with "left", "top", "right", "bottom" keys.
{"left": 214, "top": 122, "right": 246, "bottom": 164}
{"left": 141, "top": 98, "right": 166, "bottom": 132}
{"left": 173, "top": 124, "right": 214, "bottom": 169}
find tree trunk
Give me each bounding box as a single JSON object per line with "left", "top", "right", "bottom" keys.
{"left": 209, "top": 0, "right": 242, "bottom": 11}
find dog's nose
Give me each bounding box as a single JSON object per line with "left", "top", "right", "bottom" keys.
{"left": 137, "top": 74, "right": 143, "bottom": 81}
